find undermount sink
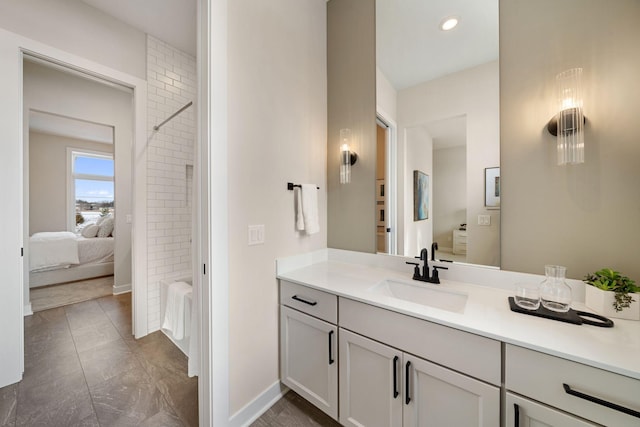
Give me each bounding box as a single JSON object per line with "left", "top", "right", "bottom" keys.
{"left": 370, "top": 279, "right": 468, "bottom": 314}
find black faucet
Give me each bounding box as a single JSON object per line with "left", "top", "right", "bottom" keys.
{"left": 406, "top": 248, "right": 430, "bottom": 282}
{"left": 406, "top": 247, "right": 448, "bottom": 283}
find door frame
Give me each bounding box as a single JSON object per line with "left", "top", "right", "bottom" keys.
{"left": 376, "top": 111, "right": 398, "bottom": 255}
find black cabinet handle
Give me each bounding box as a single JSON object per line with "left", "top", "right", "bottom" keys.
{"left": 292, "top": 295, "right": 317, "bottom": 306}
{"left": 563, "top": 383, "right": 640, "bottom": 419}
{"left": 405, "top": 361, "right": 412, "bottom": 405}
{"left": 514, "top": 403, "right": 520, "bottom": 427}
{"left": 393, "top": 356, "right": 399, "bottom": 398}
{"left": 328, "top": 330, "right": 334, "bottom": 365}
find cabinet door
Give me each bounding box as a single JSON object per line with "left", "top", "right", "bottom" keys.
{"left": 280, "top": 306, "right": 338, "bottom": 420}
{"left": 506, "top": 393, "right": 600, "bottom": 427}
{"left": 339, "top": 328, "right": 403, "bottom": 427}
{"left": 403, "top": 354, "right": 500, "bottom": 427}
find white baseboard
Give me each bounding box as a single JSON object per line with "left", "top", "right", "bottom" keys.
{"left": 228, "top": 380, "right": 289, "bottom": 427}
{"left": 23, "top": 303, "right": 33, "bottom": 317}
{"left": 112, "top": 283, "right": 131, "bottom": 295}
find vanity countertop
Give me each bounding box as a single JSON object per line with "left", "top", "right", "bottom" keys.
{"left": 277, "top": 257, "right": 640, "bottom": 381}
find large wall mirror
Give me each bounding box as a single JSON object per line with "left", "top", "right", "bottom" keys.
{"left": 376, "top": 0, "right": 499, "bottom": 266}
{"left": 328, "top": 0, "right": 640, "bottom": 281}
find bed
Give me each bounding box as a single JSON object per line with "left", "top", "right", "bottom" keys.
{"left": 29, "top": 231, "right": 114, "bottom": 288}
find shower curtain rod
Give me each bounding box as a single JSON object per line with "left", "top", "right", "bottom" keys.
{"left": 153, "top": 101, "right": 193, "bottom": 131}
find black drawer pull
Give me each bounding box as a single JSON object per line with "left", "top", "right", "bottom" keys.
{"left": 328, "top": 330, "right": 334, "bottom": 365}
{"left": 514, "top": 403, "right": 520, "bottom": 427}
{"left": 292, "top": 295, "right": 317, "bottom": 306}
{"left": 393, "top": 356, "right": 399, "bottom": 398}
{"left": 405, "top": 361, "right": 412, "bottom": 405}
{"left": 563, "top": 383, "right": 640, "bottom": 419}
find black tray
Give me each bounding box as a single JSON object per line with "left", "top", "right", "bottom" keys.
{"left": 508, "top": 297, "right": 614, "bottom": 327}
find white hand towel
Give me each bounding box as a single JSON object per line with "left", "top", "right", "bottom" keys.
{"left": 301, "top": 184, "right": 320, "bottom": 235}
{"left": 295, "top": 187, "right": 305, "bottom": 231}
{"left": 162, "top": 281, "right": 192, "bottom": 340}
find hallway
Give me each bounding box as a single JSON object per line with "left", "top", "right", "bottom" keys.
{"left": 0, "top": 293, "right": 197, "bottom": 426}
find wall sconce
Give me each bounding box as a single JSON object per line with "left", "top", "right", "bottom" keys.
{"left": 339, "top": 128, "right": 358, "bottom": 184}
{"left": 547, "top": 68, "right": 585, "bottom": 165}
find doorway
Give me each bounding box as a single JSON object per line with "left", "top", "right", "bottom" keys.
{"left": 22, "top": 56, "right": 134, "bottom": 313}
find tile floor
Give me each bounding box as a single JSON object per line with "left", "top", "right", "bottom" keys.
{"left": 251, "top": 391, "right": 341, "bottom": 427}
{"left": 0, "top": 293, "right": 198, "bottom": 427}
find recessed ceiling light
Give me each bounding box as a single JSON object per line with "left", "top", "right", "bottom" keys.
{"left": 440, "top": 16, "right": 459, "bottom": 31}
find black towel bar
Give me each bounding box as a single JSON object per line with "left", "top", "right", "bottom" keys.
{"left": 287, "top": 182, "right": 319, "bottom": 190}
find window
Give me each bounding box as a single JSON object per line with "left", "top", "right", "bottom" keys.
{"left": 69, "top": 150, "right": 114, "bottom": 232}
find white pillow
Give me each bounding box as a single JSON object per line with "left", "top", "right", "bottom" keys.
{"left": 96, "top": 214, "right": 113, "bottom": 226}
{"left": 97, "top": 217, "right": 114, "bottom": 237}
{"left": 81, "top": 224, "right": 99, "bottom": 238}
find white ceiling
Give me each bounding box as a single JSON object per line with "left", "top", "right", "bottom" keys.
{"left": 81, "top": 0, "right": 197, "bottom": 56}
{"left": 376, "top": 0, "right": 498, "bottom": 91}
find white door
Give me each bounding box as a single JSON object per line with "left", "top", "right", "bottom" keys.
{"left": 339, "top": 328, "right": 403, "bottom": 427}
{"left": 506, "top": 394, "right": 600, "bottom": 427}
{"left": 280, "top": 306, "right": 338, "bottom": 420}
{"left": 403, "top": 354, "right": 500, "bottom": 427}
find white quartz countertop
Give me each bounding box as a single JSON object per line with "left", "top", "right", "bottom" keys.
{"left": 277, "top": 259, "right": 640, "bottom": 381}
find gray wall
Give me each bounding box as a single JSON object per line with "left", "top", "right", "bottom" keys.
{"left": 501, "top": 0, "right": 640, "bottom": 279}
{"left": 327, "top": 0, "right": 377, "bottom": 253}
{"left": 29, "top": 132, "right": 113, "bottom": 233}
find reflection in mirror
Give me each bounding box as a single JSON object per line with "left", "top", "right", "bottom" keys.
{"left": 375, "top": 0, "right": 500, "bottom": 266}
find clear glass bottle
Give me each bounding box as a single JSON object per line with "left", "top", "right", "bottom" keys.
{"left": 540, "top": 265, "right": 572, "bottom": 312}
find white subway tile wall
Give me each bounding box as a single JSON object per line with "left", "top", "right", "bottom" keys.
{"left": 146, "top": 35, "right": 196, "bottom": 331}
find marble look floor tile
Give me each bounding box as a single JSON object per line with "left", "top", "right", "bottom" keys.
{"left": 23, "top": 330, "right": 77, "bottom": 369}
{"left": 251, "top": 391, "right": 341, "bottom": 427}
{"left": 30, "top": 276, "right": 113, "bottom": 313}
{"left": 97, "top": 293, "right": 131, "bottom": 314}
{"left": 154, "top": 371, "right": 198, "bottom": 427}
{"left": 24, "top": 306, "right": 67, "bottom": 330}
{"left": 77, "top": 338, "right": 141, "bottom": 388}
{"left": 65, "top": 300, "right": 111, "bottom": 331}
{"left": 0, "top": 384, "right": 17, "bottom": 426}
{"left": 138, "top": 408, "right": 186, "bottom": 427}
{"left": 21, "top": 348, "right": 83, "bottom": 390}
{"left": 90, "top": 368, "right": 172, "bottom": 427}
{"left": 15, "top": 369, "right": 95, "bottom": 427}
{"left": 70, "top": 319, "right": 122, "bottom": 353}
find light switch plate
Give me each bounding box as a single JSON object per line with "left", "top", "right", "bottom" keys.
{"left": 478, "top": 215, "right": 491, "bottom": 226}
{"left": 248, "top": 225, "right": 265, "bottom": 245}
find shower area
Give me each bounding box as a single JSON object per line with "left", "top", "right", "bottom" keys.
{"left": 145, "top": 35, "right": 198, "bottom": 373}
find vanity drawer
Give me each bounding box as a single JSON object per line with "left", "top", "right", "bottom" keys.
{"left": 340, "top": 297, "right": 501, "bottom": 385}
{"left": 280, "top": 280, "right": 337, "bottom": 324}
{"left": 505, "top": 344, "right": 640, "bottom": 426}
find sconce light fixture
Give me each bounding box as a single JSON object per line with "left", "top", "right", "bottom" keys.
{"left": 547, "top": 68, "right": 585, "bottom": 165}
{"left": 339, "top": 128, "right": 358, "bottom": 184}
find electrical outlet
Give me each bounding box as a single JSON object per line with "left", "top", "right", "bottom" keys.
{"left": 248, "top": 225, "right": 265, "bottom": 245}
{"left": 478, "top": 215, "right": 491, "bottom": 226}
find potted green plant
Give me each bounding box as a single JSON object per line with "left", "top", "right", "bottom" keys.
{"left": 584, "top": 268, "right": 640, "bottom": 320}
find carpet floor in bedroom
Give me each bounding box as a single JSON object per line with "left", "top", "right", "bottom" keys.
{"left": 0, "top": 292, "right": 198, "bottom": 427}
{"left": 30, "top": 275, "right": 114, "bottom": 312}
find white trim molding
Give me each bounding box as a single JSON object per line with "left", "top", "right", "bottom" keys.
{"left": 228, "top": 381, "right": 289, "bottom": 427}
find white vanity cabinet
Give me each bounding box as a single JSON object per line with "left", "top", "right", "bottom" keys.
{"left": 280, "top": 281, "right": 338, "bottom": 420}
{"left": 339, "top": 328, "right": 402, "bottom": 427}
{"left": 506, "top": 344, "right": 640, "bottom": 427}
{"left": 506, "top": 393, "right": 600, "bottom": 427}
{"left": 339, "top": 298, "right": 500, "bottom": 427}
